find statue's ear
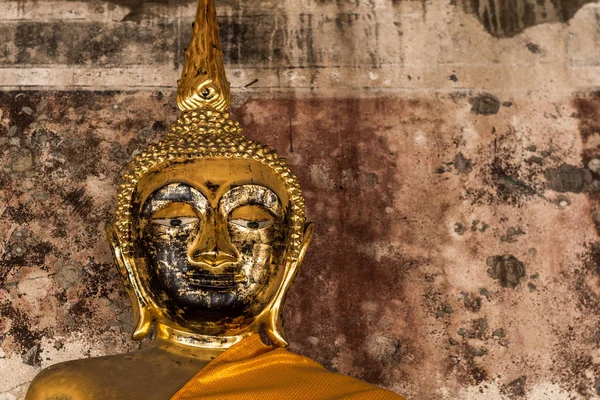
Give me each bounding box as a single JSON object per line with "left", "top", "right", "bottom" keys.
{"left": 298, "top": 222, "right": 314, "bottom": 266}
{"left": 265, "top": 221, "right": 314, "bottom": 347}
{"left": 106, "top": 223, "right": 128, "bottom": 281}
{"left": 105, "top": 223, "right": 153, "bottom": 340}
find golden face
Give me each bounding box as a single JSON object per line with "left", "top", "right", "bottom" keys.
{"left": 110, "top": 108, "right": 312, "bottom": 346}
{"left": 132, "top": 159, "right": 290, "bottom": 335}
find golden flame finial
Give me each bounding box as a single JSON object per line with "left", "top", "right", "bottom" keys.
{"left": 177, "top": 0, "right": 230, "bottom": 112}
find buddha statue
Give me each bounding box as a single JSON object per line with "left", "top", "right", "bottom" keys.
{"left": 25, "top": 1, "right": 404, "bottom": 399}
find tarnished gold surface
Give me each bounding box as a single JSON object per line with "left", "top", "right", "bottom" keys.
{"left": 26, "top": 0, "right": 313, "bottom": 398}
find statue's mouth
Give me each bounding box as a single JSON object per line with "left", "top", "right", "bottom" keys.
{"left": 186, "top": 272, "right": 242, "bottom": 289}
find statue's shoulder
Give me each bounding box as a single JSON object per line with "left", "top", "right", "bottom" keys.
{"left": 25, "top": 353, "right": 135, "bottom": 400}
{"left": 25, "top": 348, "right": 207, "bottom": 400}
{"left": 26, "top": 358, "right": 94, "bottom": 400}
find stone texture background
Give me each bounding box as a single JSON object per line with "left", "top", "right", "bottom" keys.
{"left": 2, "top": 0, "right": 600, "bottom": 399}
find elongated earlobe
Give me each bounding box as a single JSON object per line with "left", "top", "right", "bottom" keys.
{"left": 106, "top": 223, "right": 153, "bottom": 340}
{"left": 131, "top": 299, "right": 153, "bottom": 340}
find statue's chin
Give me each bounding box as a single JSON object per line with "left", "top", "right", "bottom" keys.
{"left": 150, "top": 289, "right": 267, "bottom": 334}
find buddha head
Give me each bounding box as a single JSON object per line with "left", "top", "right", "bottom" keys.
{"left": 106, "top": 0, "right": 312, "bottom": 348}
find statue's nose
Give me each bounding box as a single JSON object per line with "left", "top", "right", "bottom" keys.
{"left": 188, "top": 219, "right": 238, "bottom": 267}
{"left": 191, "top": 248, "right": 238, "bottom": 266}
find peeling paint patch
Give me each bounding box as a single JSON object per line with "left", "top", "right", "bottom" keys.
{"left": 454, "top": 152, "right": 473, "bottom": 175}
{"left": 469, "top": 94, "right": 500, "bottom": 116}
{"left": 461, "top": 0, "right": 598, "bottom": 38}
{"left": 486, "top": 255, "right": 526, "bottom": 288}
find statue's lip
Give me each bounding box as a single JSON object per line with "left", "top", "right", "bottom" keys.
{"left": 185, "top": 272, "right": 242, "bottom": 288}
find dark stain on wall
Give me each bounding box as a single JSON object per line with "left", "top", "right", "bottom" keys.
{"left": 108, "top": 0, "right": 194, "bottom": 22}
{"left": 0, "top": 302, "right": 48, "bottom": 360}
{"left": 488, "top": 153, "right": 538, "bottom": 205}
{"left": 217, "top": 16, "right": 288, "bottom": 66}
{"left": 486, "top": 254, "right": 526, "bottom": 288}
{"left": 466, "top": 126, "right": 555, "bottom": 206}
{"left": 454, "top": 153, "right": 473, "bottom": 174}
{"left": 470, "top": 93, "right": 500, "bottom": 115}
{"left": 525, "top": 42, "right": 542, "bottom": 54}
{"left": 573, "top": 96, "right": 600, "bottom": 143}
{"left": 501, "top": 376, "right": 527, "bottom": 399}
{"left": 462, "top": 0, "right": 598, "bottom": 37}
{"left": 544, "top": 164, "right": 591, "bottom": 193}
{"left": 11, "top": 23, "right": 174, "bottom": 66}
{"left": 6, "top": 17, "right": 289, "bottom": 68}
{"left": 102, "top": 0, "right": 254, "bottom": 22}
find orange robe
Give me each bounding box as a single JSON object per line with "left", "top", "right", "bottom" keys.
{"left": 171, "top": 335, "right": 405, "bottom": 400}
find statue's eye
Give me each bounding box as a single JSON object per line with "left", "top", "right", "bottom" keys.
{"left": 230, "top": 219, "right": 273, "bottom": 230}
{"left": 152, "top": 217, "right": 199, "bottom": 227}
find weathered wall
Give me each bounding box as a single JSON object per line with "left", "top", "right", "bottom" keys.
{"left": 2, "top": 0, "right": 600, "bottom": 399}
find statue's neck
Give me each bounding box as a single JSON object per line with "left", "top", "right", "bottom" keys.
{"left": 153, "top": 322, "right": 251, "bottom": 357}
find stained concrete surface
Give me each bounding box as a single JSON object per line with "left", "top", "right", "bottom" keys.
{"left": 1, "top": 91, "right": 599, "bottom": 399}
{"left": 2, "top": 0, "right": 600, "bottom": 399}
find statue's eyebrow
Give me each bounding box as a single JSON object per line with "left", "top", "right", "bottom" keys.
{"left": 219, "top": 185, "right": 282, "bottom": 218}
{"left": 141, "top": 183, "right": 209, "bottom": 218}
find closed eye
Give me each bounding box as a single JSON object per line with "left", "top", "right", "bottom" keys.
{"left": 230, "top": 219, "right": 273, "bottom": 230}
{"left": 152, "top": 217, "right": 199, "bottom": 227}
